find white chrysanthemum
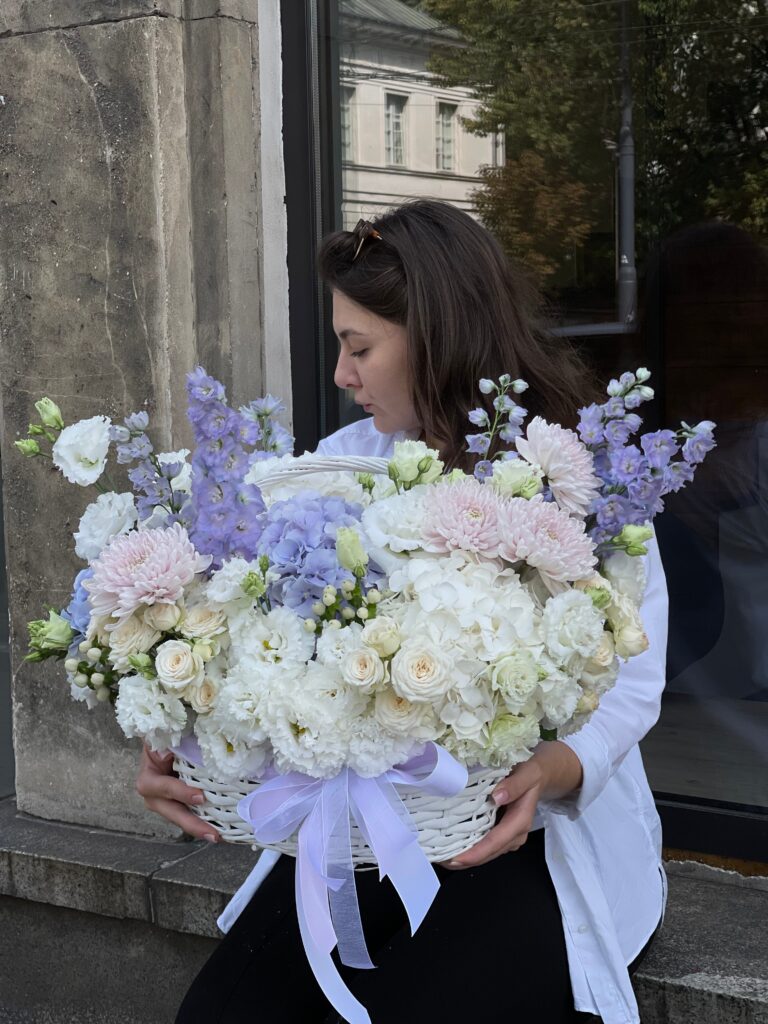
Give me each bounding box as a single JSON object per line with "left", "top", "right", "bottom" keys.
{"left": 74, "top": 491, "right": 138, "bottom": 562}
{"left": 115, "top": 674, "right": 187, "bottom": 750}
{"left": 52, "top": 415, "right": 112, "bottom": 486}
{"left": 515, "top": 416, "right": 601, "bottom": 516}
{"left": 229, "top": 605, "right": 314, "bottom": 669}
{"left": 602, "top": 550, "right": 647, "bottom": 606}
{"left": 541, "top": 589, "right": 605, "bottom": 663}
{"left": 348, "top": 715, "right": 423, "bottom": 777}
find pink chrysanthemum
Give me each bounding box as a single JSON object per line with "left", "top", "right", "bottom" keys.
{"left": 515, "top": 416, "right": 600, "bottom": 515}
{"left": 498, "top": 497, "right": 596, "bottom": 588}
{"left": 84, "top": 523, "right": 211, "bottom": 627}
{"left": 422, "top": 478, "right": 502, "bottom": 554}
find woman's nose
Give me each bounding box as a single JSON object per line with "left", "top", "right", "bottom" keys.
{"left": 334, "top": 350, "right": 361, "bottom": 391}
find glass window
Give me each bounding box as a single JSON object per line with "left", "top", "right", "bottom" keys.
{"left": 320, "top": 0, "right": 768, "bottom": 854}
{"left": 436, "top": 101, "right": 457, "bottom": 171}
{"left": 341, "top": 85, "right": 356, "bottom": 162}
{"left": 385, "top": 93, "right": 407, "bottom": 166}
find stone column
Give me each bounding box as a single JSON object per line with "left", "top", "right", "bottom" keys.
{"left": 0, "top": 0, "right": 289, "bottom": 835}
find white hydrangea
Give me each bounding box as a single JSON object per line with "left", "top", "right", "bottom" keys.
{"left": 74, "top": 491, "right": 138, "bottom": 562}
{"left": 115, "top": 674, "right": 188, "bottom": 750}
{"left": 439, "top": 681, "right": 495, "bottom": 742}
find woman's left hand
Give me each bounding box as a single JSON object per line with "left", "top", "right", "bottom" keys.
{"left": 442, "top": 740, "right": 583, "bottom": 870}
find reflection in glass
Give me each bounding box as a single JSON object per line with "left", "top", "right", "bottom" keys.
{"left": 385, "top": 94, "right": 407, "bottom": 165}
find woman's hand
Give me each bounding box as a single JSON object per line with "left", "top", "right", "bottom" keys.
{"left": 135, "top": 743, "right": 221, "bottom": 843}
{"left": 442, "top": 741, "right": 583, "bottom": 869}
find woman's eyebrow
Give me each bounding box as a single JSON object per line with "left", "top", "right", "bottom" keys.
{"left": 337, "top": 328, "right": 367, "bottom": 340}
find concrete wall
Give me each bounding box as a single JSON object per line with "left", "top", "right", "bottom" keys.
{"left": 0, "top": 0, "right": 289, "bottom": 836}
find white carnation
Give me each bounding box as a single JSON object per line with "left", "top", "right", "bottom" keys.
{"left": 542, "top": 590, "right": 604, "bottom": 663}
{"left": 74, "top": 491, "right": 137, "bottom": 562}
{"left": 538, "top": 669, "right": 582, "bottom": 728}
{"left": 194, "top": 707, "right": 270, "bottom": 781}
{"left": 316, "top": 621, "right": 363, "bottom": 665}
{"left": 52, "top": 416, "right": 112, "bottom": 486}
{"left": 115, "top": 674, "right": 187, "bottom": 750}
{"left": 347, "top": 715, "right": 422, "bottom": 777}
{"left": 483, "top": 713, "right": 541, "bottom": 768}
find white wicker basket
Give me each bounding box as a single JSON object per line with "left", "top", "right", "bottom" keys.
{"left": 177, "top": 453, "right": 508, "bottom": 865}
{"left": 174, "top": 755, "right": 508, "bottom": 865}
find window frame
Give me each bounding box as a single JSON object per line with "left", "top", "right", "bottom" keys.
{"left": 435, "top": 100, "right": 458, "bottom": 172}
{"left": 384, "top": 91, "right": 408, "bottom": 168}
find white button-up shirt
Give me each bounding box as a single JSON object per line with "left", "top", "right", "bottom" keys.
{"left": 315, "top": 417, "right": 669, "bottom": 1024}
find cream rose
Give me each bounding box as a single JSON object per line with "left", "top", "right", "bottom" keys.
{"left": 107, "top": 614, "right": 161, "bottom": 672}
{"left": 360, "top": 616, "right": 401, "bottom": 658}
{"left": 183, "top": 675, "right": 220, "bottom": 714}
{"left": 374, "top": 688, "right": 441, "bottom": 740}
{"left": 143, "top": 602, "right": 182, "bottom": 632}
{"left": 340, "top": 648, "right": 386, "bottom": 692}
{"left": 489, "top": 649, "right": 540, "bottom": 713}
{"left": 390, "top": 638, "right": 452, "bottom": 704}
{"left": 179, "top": 604, "right": 228, "bottom": 641}
{"left": 155, "top": 639, "right": 205, "bottom": 692}
{"left": 607, "top": 593, "right": 649, "bottom": 658}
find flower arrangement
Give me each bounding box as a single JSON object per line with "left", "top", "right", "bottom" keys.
{"left": 16, "top": 367, "right": 714, "bottom": 1024}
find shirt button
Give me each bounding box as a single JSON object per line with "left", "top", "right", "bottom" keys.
{"left": 577, "top": 924, "right": 588, "bottom": 934}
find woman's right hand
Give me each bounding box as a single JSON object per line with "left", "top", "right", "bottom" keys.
{"left": 136, "top": 743, "right": 221, "bottom": 843}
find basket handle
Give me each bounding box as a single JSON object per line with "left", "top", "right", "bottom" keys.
{"left": 253, "top": 454, "right": 391, "bottom": 490}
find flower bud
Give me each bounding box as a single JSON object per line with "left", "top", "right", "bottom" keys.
{"left": 74, "top": 673, "right": 89, "bottom": 687}
{"left": 478, "top": 378, "right": 496, "bottom": 395}
{"left": 341, "top": 579, "right": 355, "bottom": 595}
{"left": 91, "top": 672, "right": 105, "bottom": 686}
{"left": 193, "top": 642, "right": 213, "bottom": 661}
{"left": 635, "top": 385, "right": 654, "bottom": 401}
{"left": 322, "top": 592, "right": 336, "bottom": 608}
{"left": 95, "top": 686, "right": 111, "bottom": 702}
{"left": 14, "top": 439, "right": 41, "bottom": 457}
{"left": 325, "top": 619, "right": 341, "bottom": 631}
{"left": 86, "top": 647, "right": 102, "bottom": 663}
{"left": 34, "top": 398, "right": 65, "bottom": 430}
{"left": 635, "top": 367, "right": 651, "bottom": 383}
{"left": 336, "top": 527, "right": 368, "bottom": 577}
{"left": 64, "top": 658, "right": 79, "bottom": 673}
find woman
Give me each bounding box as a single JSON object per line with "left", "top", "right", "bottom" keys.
{"left": 137, "top": 199, "right": 668, "bottom": 1023}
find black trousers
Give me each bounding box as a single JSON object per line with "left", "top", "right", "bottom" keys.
{"left": 176, "top": 829, "right": 654, "bottom": 1024}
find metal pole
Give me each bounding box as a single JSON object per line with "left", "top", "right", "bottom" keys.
{"left": 617, "top": 0, "right": 636, "bottom": 326}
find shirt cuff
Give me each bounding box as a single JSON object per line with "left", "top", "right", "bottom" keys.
{"left": 544, "top": 728, "right": 612, "bottom": 819}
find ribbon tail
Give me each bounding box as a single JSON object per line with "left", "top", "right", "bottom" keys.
{"left": 216, "top": 849, "right": 282, "bottom": 934}
{"left": 296, "top": 810, "right": 372, "bottom": 1024}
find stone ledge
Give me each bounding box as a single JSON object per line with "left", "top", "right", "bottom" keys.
{"left": 0, "top": 0, "right": 257, "bottom": 36}
{"left": 2, "top": 797, "right": 768, "bottom": 1021}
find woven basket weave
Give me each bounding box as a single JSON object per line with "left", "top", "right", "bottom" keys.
{"left": 174, "top": 756, "right": 507, "bottom": 865}
{"left": 178, "top": 453, "right": 507, "bottom": 865}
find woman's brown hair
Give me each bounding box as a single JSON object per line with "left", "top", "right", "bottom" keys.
{"left": 317, "top": 199, "right": 602, "bottom": 471}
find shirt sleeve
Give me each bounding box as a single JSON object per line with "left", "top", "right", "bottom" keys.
{"left": 546, "top": 523, "right": 670, "bottom": 818}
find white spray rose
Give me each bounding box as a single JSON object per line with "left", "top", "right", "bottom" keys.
{"left": 74, "top": 492, "right": 137, "bottom": 562}
{"left": 52, "top": 416, "right": 112, "bottom": 486}
{"left": 179, "top": 604, "right": 228, "bottom": 642}
{"left": 489, "top": 648, "right": 540, "bottom": 714}
{"left": 360, "top": 615, "right": 401, "bottom": 658}
{"left": 183, "top": 675, "right": 220, "bottom": 714}
{"left": 488, "top": 459, "right": 544, "bottom": 499}
{"left": 340, "top": 648, "right": 387, "bottom": 692}
{"left": 390, "top": 638, "right": 453, "bottom": 704}
{"left": 143, "top": 602, "right": 183, "bottom": 632}
{"left": 107, "top": 614, "right": 161, "bottom": 673}
{"left": 374, "top": 688, "right": 441, "bottom": 740}
{"left": 606, "top": 592, "right": 649, "bottom": 659}
{"left": 155, "top": 640, "right": 205, "bottom": 692}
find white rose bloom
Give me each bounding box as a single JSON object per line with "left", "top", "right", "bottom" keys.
{"left": 373, "top": 687, "right": 441, "bottom": 741}
{"left": 542, "top": 589, "right": 604, "bottom": 663}
{"left": 52, "top": 415, "right": 112, "bottom": 486}
{"left": 115, "top": 674, "right": 187, "bottom": 750}
{"left": 340, "top": 648, "right": 387, "bottom": 692}
{"left": 348, "top": 715, "right": 422, "bottom": 777}
{"left": 439, "top": 682, "right": 495, "bottom": 742}
{"left": 107, "top": 614, "right": 161, "bottom": 673}
{"left": 156, "top": 449, "right": 192, "bottom": 493}
{"left": 389, "top": 439, "right": 442, "bottom": 484}
{"left": 155, "top": 640, "right": 205, "bottom": 692}
{"left": 316, "top": 621, "right": 363, "bottom": 665}
{"left": 143, "top": 602, "right": 183, "bottom": 632}
{"left": 179, "top": 604, "right": 228, "bottom": 642}
{"left": 390, "top": 637, "right": 453, "bottom": 704}
{"left": 74, "top": 491, "right": 137, "bottom": 562}
{"left": 230, "top": 606, "right": 314, "bottom": 668}
{"left": 183, "top": 675, "right": 220, "bottom": 714}
{"left": 488, "top": 459, "right": 544, "bottom": 499}
{"left": 484, "top": 713, "right": 541, "bottom": 767}
{"left": 489, "top": 648, "right": 540, "bottom": 714}
{"left": 360, "top": 615, "right": 401, "bottom": 658}
{"left": 603, "top": 550, "right": 647, "bottom": 605}
{"left": 607, "top": 592, "right": 649, "bottom": 659}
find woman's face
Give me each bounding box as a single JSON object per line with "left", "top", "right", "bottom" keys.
{"left": 332, "top": 290, "right": 420, "bottom": 436}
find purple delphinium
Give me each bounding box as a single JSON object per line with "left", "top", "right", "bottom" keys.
{"left": 61, "top": 567, "right": 93, "bottom": 643}
{"left": 464, "top": 375, "right": 529, "bottom": 469}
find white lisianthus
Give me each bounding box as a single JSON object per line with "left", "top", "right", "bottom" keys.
{"left": 602, "top": 550, "right": 647, "bottom": 605}
{"left": 106, "top": 614, "right": 161, "bottom": 673}
{"left": 194, "top": 707, "right": 270, "bottom": 781}
{"left": 179, "top": 604, "right": 227, "bottom": 642}
{"left": 390, "top": 638, "right": 453, "bottom": 704}
{"left": 483, "top": 713, "right": 541, "bottom": 767}
{"left": 156, "top": 449, "right": 192, "bottom": 493}
{"left": 607, "top": 592, "right": 649, "bottom": 659}
{"left": 316, "top": 621, "right": 363, "bottom": 665}
{"left": 389, "top": 440, "right": 443, "bottom": 485}
{"left": 374, "top": 688, "right": 441, "bottom": 740}
{"left": 439, "top": 682, "right": 495, "bottom": 742}
{"left": 489, "top": 648, "right": 540, "bottom": 714}
{"left": 183, "top": 674, "right": 220, "bottom": 714}
{"left": 230, "top": 606, "right": 314, "bottom": 668}
{"left": 360, "top": 615, "right": 401, "bottom": 658}
{"left": 154, "top": 639, "right": 205, "bottom": 692}
{"left": 206, "top": 557, "right": 260, "bottom": 607}
{"left": 74, "top": 492, "right": 137, "bottom": 562}
{"left": 488, "top": 459, "right": 544, "bottom": 500}
{"left": 52, "top": 415, "right": 112, "bottom": 486}
{"left": 347, "top": 716, "right": 421, "bottom": 777}
{"left": 115, "top": 674, "right": 187, "bottom": 750}
{"left": 542, "top": 589, "right": 605, "bottom": 663}
{"left": 340, "top": 648, "right": 386, "bottom": 692}
{"left": 143, "top": 602, "right": 182, "bottom": 632}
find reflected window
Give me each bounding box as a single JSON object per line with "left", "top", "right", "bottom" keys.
{"left": 436, "top": 101, "right": 457, "bottom": 171}
{"left": 385, "top": 93, "right": 407, "bottom": 166}
{"left": 341, "top": 86, "right": 356, "bottom": 163}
